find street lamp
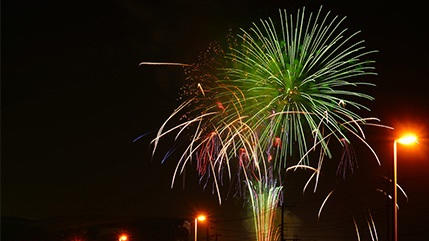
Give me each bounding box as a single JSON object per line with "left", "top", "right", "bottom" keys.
{"left": 393, "top": 133, "right": 418, "bottom": 241}
{"left": 195, "top": 214, "right": 206, "bottom": 241}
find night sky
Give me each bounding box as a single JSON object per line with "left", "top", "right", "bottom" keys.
{"left": 2, "top": 0, "right": 429, "bottom": 240}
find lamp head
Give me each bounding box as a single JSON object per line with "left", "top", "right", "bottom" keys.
{"left": 197, "top": 215, "right": 206, "bottom": 222}
{"left": 397, "top": 133, "right": 418, "bottom": 145}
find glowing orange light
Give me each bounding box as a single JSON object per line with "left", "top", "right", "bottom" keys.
{"left": 119, "top": 234, "right": 128, "bottom": 241}
{"left": 397, "top": 133, "right": 418, "bottom": 145}
{"left": 197, "top": 215, "right": 206, "bottom": 222}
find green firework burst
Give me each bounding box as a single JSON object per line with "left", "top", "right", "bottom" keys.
{"left": 211, "top": 6, "right": 377, "bottom": 168}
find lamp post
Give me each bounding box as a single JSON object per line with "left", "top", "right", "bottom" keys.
{"left": 195, "top": 214, "right": 206, "bottom": 241}
{"left": 393, "top": 133, "right": 417, "bottom": 241}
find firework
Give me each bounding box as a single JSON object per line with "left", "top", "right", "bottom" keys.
{"left": 151, "top": 6, "right": 380, "bottom": 200}
{"left": 147, "top": 6, "right": 385, "bottom": 241}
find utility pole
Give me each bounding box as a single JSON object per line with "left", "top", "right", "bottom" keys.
{"left": 281, "top": 201, "right": 285, "bottom": 241}
{"left": 210, "top": 220, "right": 219, "bottom": 241}
{"left": 214, "top": 233, "right": 221, "bottom": 241}
{"left": 281, "top": 201, "right": 295, "bottom": 241}
{"left": 385, "top": 177, "right": 392, "bottom": 241}
{"left": 206, "top": 221, "right": 209, "bottom": 241}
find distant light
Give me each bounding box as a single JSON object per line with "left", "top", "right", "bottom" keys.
{"left": 397, "top": 134, "right": 418, "bottom": 145}
{"left": 197, "top": 215, "right": 206, "bottom": 222}
{"left": 119, "top": 234, "right": 128, "bottom": 241}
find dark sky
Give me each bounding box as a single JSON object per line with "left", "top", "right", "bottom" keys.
{"left": 2, "top": 0, "right": 429, "bottom": 240}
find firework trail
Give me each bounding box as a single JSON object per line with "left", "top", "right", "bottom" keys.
{"left": 247, "top": 180, "right": 283, "bottom": 241}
